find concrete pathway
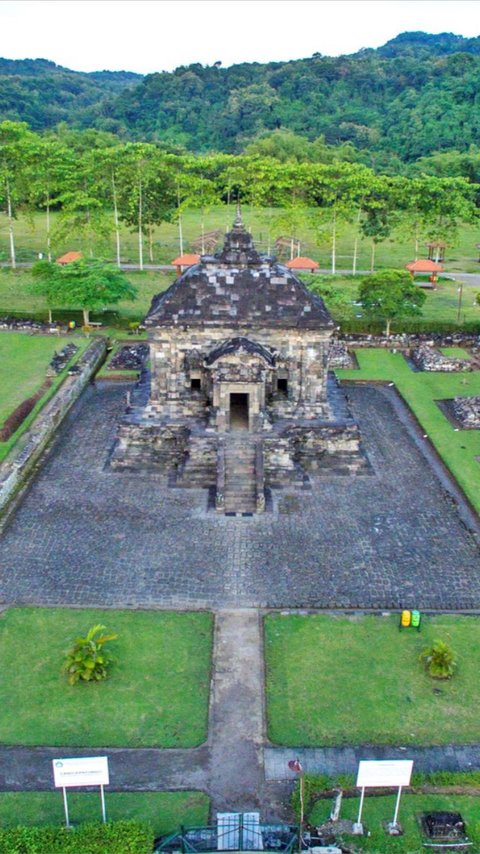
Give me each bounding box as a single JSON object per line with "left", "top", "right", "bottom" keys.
{"left": 207, "top": 610, "right": 266, "bottom": 813}
{"left": 266, "top": 745, "right": 480, "bottom": 782}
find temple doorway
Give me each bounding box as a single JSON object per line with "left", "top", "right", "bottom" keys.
{"left": 230, "top": 393, "right": 249, "bottom": 431}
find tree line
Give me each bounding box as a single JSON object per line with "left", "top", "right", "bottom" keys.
{"left": 1, "top": 121, "right": 478, "bottom": 274}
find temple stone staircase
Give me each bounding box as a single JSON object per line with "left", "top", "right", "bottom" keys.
{"left": 216, "top": 436, "right": 264, "bottom": 514}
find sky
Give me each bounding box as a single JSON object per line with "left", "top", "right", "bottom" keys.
{"left": 1, "top": 0, "right": 479, "bottom": 75}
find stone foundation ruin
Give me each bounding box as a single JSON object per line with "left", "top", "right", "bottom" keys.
{"left": 411, "top": 343, "right": 472, "bottom": 372}
{"left": 452, "top": 395, "right": 480, "bottom": 429}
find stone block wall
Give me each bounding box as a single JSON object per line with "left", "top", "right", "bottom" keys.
{"left": 0, "top": 337, "right": 107, "bottom": 516}
{"left": 148, "top": 325, "right": 333, "bottom": 419}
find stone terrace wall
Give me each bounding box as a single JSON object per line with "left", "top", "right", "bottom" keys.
{"left": 341, "top": 332, "right": 480, "bottom": 351}
{"left": 0, "top": 337, "right": 107, "bottom": 516}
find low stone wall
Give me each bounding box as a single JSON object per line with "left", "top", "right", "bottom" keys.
{"left": 0, "top": 337, "right": 107, "bottom": 516}
{"left": 412, "top": 344, "right": 472, "bottom": 372}
{"left": 341, "top": 332, "right": 480, "bottom": 352}
{"left": 453, "top": 396, "right": 480, "bottom": 429}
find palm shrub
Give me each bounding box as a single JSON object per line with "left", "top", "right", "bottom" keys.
{"left": 63, "top": 624, "right": 118, "bottom": 685}
{"left": 419, "top": 639, "right": 457, "bottom": 679}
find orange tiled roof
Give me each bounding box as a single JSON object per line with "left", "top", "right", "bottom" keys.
{"left": 285, "top": 256, "right": 319, "bottom": 270}
{"left": 405, "top": 259, "right": 443, "bottom": 273}
{"left": 171, "top": 254, "right": 201, "bottom": 266}
{"left": 56, "top": 251, "right": 82, "bottom": 265}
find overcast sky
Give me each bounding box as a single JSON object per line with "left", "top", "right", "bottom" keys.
{"left": 1, "top": 0, "right": 479, "bottom": 74}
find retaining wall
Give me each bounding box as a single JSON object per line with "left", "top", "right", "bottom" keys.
{"left": 0, "top": 337, "right": 107, "bottom": 515}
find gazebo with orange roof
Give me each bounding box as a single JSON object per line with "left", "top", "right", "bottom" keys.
{"left": 406, "top": 259, "right": 443, "bottom": 273}
{"left": 56, "top": 251, "right": 82, "bottom": 265}
{"left": 285, "top": 256, "right": 319, "bottom": 273}
{"left": 171, "top": 254, "right": 201, "bottom": 275}
{"left": 405, "top": 258, "right": 443, "bottom": 287}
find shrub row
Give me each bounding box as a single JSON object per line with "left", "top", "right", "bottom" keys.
{"left": 0, "top": 380, "right": 51, "bottom": 442}
{"left": 339, "top": 318, "right": 480, "bottom": 335}
{"left": 0, "top": 819, "right": 154, "bottom": 854}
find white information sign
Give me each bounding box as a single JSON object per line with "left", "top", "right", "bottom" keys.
{"left": 53, "top": 756, "right": 109, "bottom": 788}
{"left": 356, "top": 760, "right": 413, "bottom": 789}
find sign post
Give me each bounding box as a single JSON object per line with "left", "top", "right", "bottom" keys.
{"left": 52, "top": 756, "right": 110, "bottom": 827}
{"left": 354, "top": 760, "right": 413, "bottom": 836}
{"left": 62, "top": 787, "right": 70, "bottom": 829}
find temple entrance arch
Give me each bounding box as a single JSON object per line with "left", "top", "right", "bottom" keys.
{"left": 229, "top": 393, "right": 249, "bottom": 431}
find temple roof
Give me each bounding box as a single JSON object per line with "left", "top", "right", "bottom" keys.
{"left": 145, "top": 215, "right": 333, "bottom": 330}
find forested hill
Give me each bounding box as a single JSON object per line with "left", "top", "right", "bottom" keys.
{"left": 0, "top": 58, "right": 142, "bottom": 130}
{"left": 1, "top": 31, "right": 480, "bottom": 162}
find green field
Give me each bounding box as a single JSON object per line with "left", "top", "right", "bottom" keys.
{"left": 308, "top": 274, "right": 480, "bottom": 328}
{"left": 265, "top": 613, "right": 480, "bottom": 746}
{"left": 0, "top": 267, "right": 479, "bottom": 331}
{"left": 0, "top": 608, "right": 213, "bottom": 747}
{"left": 309, "top": 794, "right": 480, "bottom": 853}
{"left": 0, "top": 791, "right": 209, "bottom": 837}
{"left": 2, "top": 207, "right": 480, "bottom": 272}
{"left": 0, "top": 267, "right": 171, "bottom": 321}
{"left": 0, "top": 332, "right": 88, "bottom": 462}
{"left": 337, "top": 349, "right": 480, "bottom": 513}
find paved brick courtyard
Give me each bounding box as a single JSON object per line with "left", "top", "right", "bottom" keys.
{"left": 0, "top": 382, "right": 479, "bottom": 610}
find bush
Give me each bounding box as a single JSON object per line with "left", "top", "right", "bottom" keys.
{"left": 339, "top": 318, "right": 480, "bottom": 335}
{"left": 0, "top": 820, "right": 153, "bottom": 853}
{"left": 63, "top": 624, "right": 118, "bottom": 685}
{"left": 420, "top": 639, "right": 457, "bottom": 679}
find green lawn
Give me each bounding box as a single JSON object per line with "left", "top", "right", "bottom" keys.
{"left": 440, "top": 346, "right": 472, "bottom": 359}
{"left": 304, "top": 275, "right": 480, "bottom": 328}
{"left": 336, "top": 349, "right": 480, "bottom": 513}
{"left": 265, "top": 613, "right": 480, "bottom": 746}
{"left": 0, "top": 608, "right": 213, "bottom": 747}
{"left": 309, "top": 794, "right": 480, "bottom": 853}
{"left": 0, "top": 791, "right": 209, "bottom": 837}
{"left": 0, "top": 332, "right": 88, "bottom": 462}
{"left": 2, "top": 207, "right": 480, "bottom": 271}
{"left": 0, "top": 267, "right": 171, "bottom": 321}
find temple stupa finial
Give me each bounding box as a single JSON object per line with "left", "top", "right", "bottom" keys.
{"left": 234, "top": 201, "right": 243, "bottom": 227}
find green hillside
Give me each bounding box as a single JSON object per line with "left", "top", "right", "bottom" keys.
{"left": 1, "top": 31, "right": 480, "bottom": 162}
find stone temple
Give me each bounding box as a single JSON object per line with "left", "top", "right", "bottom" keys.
{"left": 111, "top": 212, "right": 366, "bottom": 513}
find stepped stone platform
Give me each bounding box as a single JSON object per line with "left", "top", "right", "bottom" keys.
{"left": 0, "top": 381, "right": 479, "bottom": 611}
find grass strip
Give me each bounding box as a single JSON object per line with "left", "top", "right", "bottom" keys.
{"left": 337, "top": 348, "right": 480, "bottom": 513}
{"left": 0, "top": 791, "right": 209, "bottom": 837}
{"left": 0, "top": 608, "right": 213, "bottom": 748}
{"left": 265, "top": 613, "right": 480, "bottom": 746}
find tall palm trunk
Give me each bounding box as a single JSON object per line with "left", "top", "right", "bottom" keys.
{"left": 45, "top": 189, "right": 52, "bottom": 263}
{"left": 352, "top": 207, "right": 361, "bottom": 275}
{"left": 111, "top": 168, "right": 121, "bottom": 268}
{"left": 331, "top": 207, "right": 337, "bottom": 275}
{"left": 148, "top": 224, "right": 154, "bottom": 263}
{"left": 5, "top": 177, "right": 16, "bottom": 269}
{"left": 177, "top": 184, "right": 184, "bottom": 255}
{"left": 138, "top": 177, "right": 143, "bottom": 271}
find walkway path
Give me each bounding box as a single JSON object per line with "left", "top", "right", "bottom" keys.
{"left": 207, "top": 610, "right": 265, "bottom": 813}
{"left": 2, "top": 608, "right": 480, "bottom": 820}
